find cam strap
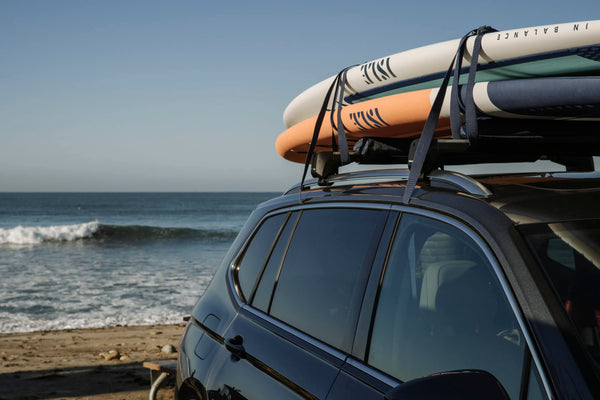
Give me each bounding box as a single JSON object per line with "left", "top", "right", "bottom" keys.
{"left": 300, "top": 66, "right": 353, "bottom": 196}
{"left": 465, "top": 27, "right": 496, "bottom": 142}
{"left": 334, "top": 68, "right": 351, "bottom": 164}
{"left": 300, "top": 70, "right": 343, "bottom": 195}
{"left": 450, "top": 26, "right": 496, "bottom": 140}
{"left": 403, "top": 26, "right": 494, "bottom": 204}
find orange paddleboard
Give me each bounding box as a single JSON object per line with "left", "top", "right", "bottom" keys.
{"left": 276, "top": 88, "right": 451, "bottom": 163}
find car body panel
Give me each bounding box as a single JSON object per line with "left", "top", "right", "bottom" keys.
{"left": 177, "top": 171, "right": 600, "bottom": 400}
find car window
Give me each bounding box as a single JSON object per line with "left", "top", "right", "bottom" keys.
{"left": 235, "top": 213, "right": 287, "bottom": 301}
{"left": 520, "top": 220, "right": 600, "bottom": 375}
{"left": 252, "top": 212, "right": 299, "bottom": 312}
{"left": 526, "top": 362, "right": 549, "bottom": 400}
{"left": 269, "top": 208, "right": 388, "bottom": 352}
{"left": 368, "top": 213, "right": 528, "bottom": 400}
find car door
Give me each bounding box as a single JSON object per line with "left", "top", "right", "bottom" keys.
{"left": 326, "top": 210, "right": 551, "bottom": 400}
{"left": 205, "top": 206, "right": 391, "bottom": 400}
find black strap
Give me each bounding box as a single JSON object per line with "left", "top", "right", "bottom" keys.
{"left": 336, "top": 68, "right": 351, "bottom": 164}
{"left": 465, "top": 27, "right": 496, "bottom": 143}
{"left": 328, "top": 68, "right": 351, "bottom": 163}
{"left": 403, "top": 26, "right": 493, "bottom": 204}
{"left": 451, "top": 26, "right": 496, "bottom": 140}
{"left": 402, "top": 55, "right": 458, "bottom": 204}
{"left": 450, "top": 33, "right": 473, "bottom": 139}
{"left": 329, "top": 78, "right": 341, "bottom": 153}
{"left": 299, "top": 69, "right": 347, "bottom": 196}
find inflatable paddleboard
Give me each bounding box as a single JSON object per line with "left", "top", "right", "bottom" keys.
{"left": 283, "top": 20, "right": 600, "bottom": 129}
{"left": 276, "top": 77, "right": 600, "bottom": 163}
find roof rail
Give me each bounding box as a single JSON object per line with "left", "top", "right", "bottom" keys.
{"left": 428, "top": 170, "right": 492, "bottom": 197}
{"left": 284, "top": 168, "right": 493, "bottom": 197}
{"left": 284, "top": 169, "right": 410, "bottom": 195}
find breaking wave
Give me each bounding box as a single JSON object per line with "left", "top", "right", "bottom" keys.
{"left": 0, "top": 221, "right": 99, "bottom": 244}
{"left": 0, "top": 222, "right": 237, "bottom": 245}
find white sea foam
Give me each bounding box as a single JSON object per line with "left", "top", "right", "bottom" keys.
{"left": 0, "top": 257, "right": 216, "bottom": 333}
{"left": 0, "top": 221, "right": 99, "bottom": 245}
{"left": 0, "top": 309, "right": 191, "bottom": 333}
{"left": 0, "top": 192, "right": 264, "bottom": 333}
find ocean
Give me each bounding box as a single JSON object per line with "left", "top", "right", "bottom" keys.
{"left": 0, "top": 192, "right": 278, "bottom": 333}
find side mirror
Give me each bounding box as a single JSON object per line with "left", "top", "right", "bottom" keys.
{"left": 385, "top": 370, "right": 510, "bottom": 400}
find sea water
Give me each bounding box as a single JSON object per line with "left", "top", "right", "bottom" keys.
{"left": 0, "top": 192, "right": 278, "bottom": 333}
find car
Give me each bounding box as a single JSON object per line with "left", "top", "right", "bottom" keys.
{"left": 175, "top": 137, "right": 600, "bottom": 400}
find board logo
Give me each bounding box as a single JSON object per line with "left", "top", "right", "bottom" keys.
{"left": 360, "top": 58, "right": 397, "bottom": 85}
{"left": 349, "top": 108, "right": 391, "bottom": 131}
{"left": 496, "top": 22, "right": 590, "bottom": 41}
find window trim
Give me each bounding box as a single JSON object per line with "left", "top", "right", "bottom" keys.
{"left": 241, "top": 304, "right": 350, "bottom": 364}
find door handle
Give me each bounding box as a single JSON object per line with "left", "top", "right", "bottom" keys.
{"left": 225, "top": 335, "right": 246, "bottom": 361}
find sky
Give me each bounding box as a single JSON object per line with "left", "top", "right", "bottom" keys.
{"left": 1, "top": 1, "right": 599, "bottom": 192}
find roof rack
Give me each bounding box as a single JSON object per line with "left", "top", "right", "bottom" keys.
{"left": 428, "top": 170, "right": 493, "bottom": 197}
{"left": 310, "top": 118, "right": 600, "bottom": 185}
{"left": 285, "top": 168, "right": 493, "bottom": 198}
{"left": 296, "top": 24, "right": 600, "bottom": 205}
{"left": 285, "top": 169, "right": 410, "bottom": 195}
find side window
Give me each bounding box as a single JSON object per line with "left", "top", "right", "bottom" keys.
{"left": 368, "top": 213, "right": 527, "bottom": 400}
{"left": 526, "top": 362, "right": 549, "bottom": 400}
{"left": 252, "top": 212, "right": 299, "bottom": 312}
{"left": 546, "top": 238, "right": 576, "bottom": 271}
{"left": 235, "top": 213, "right": 287, "bottom": 302}
{"left": 269, "top": 208, "right": 388, "bottom": 352}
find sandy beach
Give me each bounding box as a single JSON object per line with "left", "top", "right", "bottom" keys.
{"left": 0, "top": 324, "right": 186, "bottom": 400}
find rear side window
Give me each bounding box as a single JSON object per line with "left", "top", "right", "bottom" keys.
{"left": 235, "top": 213, "right": 287, "bottom": 301}
{"left": 252, "top": 212, "right": 299, "bottom": 312}
{"left": 269, "top": 208, "right": 388, "bottom": 352}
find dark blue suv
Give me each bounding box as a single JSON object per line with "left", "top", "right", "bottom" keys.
{"left": 175, "top": 160, "right": 600, "bottom": 400}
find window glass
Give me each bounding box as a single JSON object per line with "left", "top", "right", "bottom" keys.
{"left": 520, "top": 220, "right": 600, "bottom": 375}
{"left": 547, "top": 238, "right": 576, "bottom": 270}
{"left": 369, "top": 213, "right": 526, "bottom": 400}
{"left": 252, "top": 212, "right": 299, "bottom": 312}
{"left": 270, "top": 208, "right": 387, "bottom": 352}
{"left": 235, "top": 213, "right": 286, "bottom": 301}
{"left": 526, "top": 363, "right": 549, "bottom": 400}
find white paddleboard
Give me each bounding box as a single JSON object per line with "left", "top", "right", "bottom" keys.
{"left": 283, "top": 20, "right": 600, "bottom": 128}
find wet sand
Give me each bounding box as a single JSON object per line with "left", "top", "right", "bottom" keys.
{"left": 0, "top": 324, "right": 186, "bottom": 400}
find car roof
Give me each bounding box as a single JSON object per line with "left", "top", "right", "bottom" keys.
{"left": 272, "top": 168, "right": 600, "bottom": 226}
{"left": 476, "top": 171, "right": 600, "bottom": 224}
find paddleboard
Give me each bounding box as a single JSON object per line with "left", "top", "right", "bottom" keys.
{"left": 276, "top": 77, "right": 600, "bottom": 163}
{"left": 283, "top": 20, "right": 600, "bottom": 129}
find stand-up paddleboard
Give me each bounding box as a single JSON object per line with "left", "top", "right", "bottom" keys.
{"left": 276, "top": 77, "right": 600, "bottom": 163}
{"left": 283, "top": 20, "right": 600, "bottom": 129}
{"left": 277, "top": 90, "right": 450, "bottom": 163}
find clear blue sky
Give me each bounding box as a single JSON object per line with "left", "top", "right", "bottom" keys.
{"left": 1, "top": 0, "right": 598, "bottom": 191}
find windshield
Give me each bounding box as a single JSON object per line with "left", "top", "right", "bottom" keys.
{"left": 520, "top": 220, "right": 600, "bottom": 371}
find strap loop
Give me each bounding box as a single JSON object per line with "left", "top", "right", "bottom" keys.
{"left": 299, "top": 67, "right": 352, "bottom": 198}
{"left": 403, "top": 26, "right": 495, "bottom": 204}
{"left": 465, "top": 26, "right": 497, "bottom": 143}
{"left": 336, "top": 69, "right": 351, "bottom": 164}
{"left": 299, "top": 72, "right": 342, "bottom": 197}
{"left": 450, "top": 32, "right": 475, "bottom": 139}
